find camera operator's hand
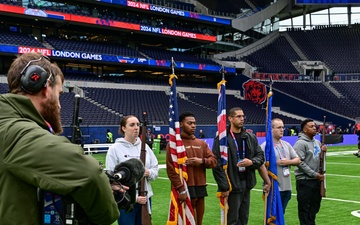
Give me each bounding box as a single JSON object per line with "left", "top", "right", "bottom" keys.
{"left": 137, "top": 196, "right": 147, "bottom": 205}
{"left": 111, "top": 183, "right": 129, "bottom": 193}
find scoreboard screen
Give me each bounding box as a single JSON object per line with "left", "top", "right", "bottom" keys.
{"left": 297, "top": 0, "right": 360, "bottom": 4}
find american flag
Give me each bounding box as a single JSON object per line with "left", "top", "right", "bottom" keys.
{"left": 264, "top": 90, "right": 285, "bottom": 225}
{"left": 167, "top": 74, "right": 195, "bottom": 225}
{"left": 216, "top": 79, "right": 231, "bottom": 225}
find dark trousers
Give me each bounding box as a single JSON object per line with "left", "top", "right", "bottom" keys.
{"left": 280, "top": 190, "right": 292, "bottom": 214}
{"left": 296, "top": 179, "right": 322, "bottom": 225}
{"left": 117, "top": 198, "right": 152, "bottom": 225}
{"left": 227, "top": 180, "right": 250, "bottom": 225}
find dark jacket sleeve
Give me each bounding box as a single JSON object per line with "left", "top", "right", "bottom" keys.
{"left": 247, "top": 133, "right": 264, "bottom": 170}
{"left": 166, "top": 143, "right": 185, "bottom": 192}
{"left": 211, "top": 136, "right": 230, "bottom": 192}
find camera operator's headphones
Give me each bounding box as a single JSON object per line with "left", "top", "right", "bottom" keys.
{"left": 20, "top": 55, "right": 52, "bottom": 94}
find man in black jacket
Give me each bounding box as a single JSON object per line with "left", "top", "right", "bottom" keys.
{"left": 212, "top": 107, "right": 270, "bottom": 225}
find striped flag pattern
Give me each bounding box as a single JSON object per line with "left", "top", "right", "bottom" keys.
{"left": 167, "top": 74, "right": 196, "bottom": 225}
{"left": 265, "top": 91, "right": 285, "bottom": 225}
{"left": 216, "top": 79, "right": 230, "bottom": 225}
{"left": 217, "top": 80, "right": 228, "bottom": 166}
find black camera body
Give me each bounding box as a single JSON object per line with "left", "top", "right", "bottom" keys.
{"left": 39, "top": 191, "right": 89, "bottom": 225}
{"left": 39, "top": 158, "right": 144, "bottom": 224}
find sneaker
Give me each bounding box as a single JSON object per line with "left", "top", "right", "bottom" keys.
{"left": 353, "top": 152, "right": 359, "bottom": 157}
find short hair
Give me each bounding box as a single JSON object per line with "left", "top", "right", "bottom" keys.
{"left": 7, "top": 52, "right": 64, "bottom": 94}
{"left": 301, "top": 118, "right": 314, "bottom": 131}
{"left": 179, "top": 112, "right": 195, "bottom": 123}
{"left": 228, "top": 107, "right": 243, "bottom": 117}
{"left": 119, "top": 115, "right": 136, "bottom": 136}
{"left": 271, "top": 118, "right": 283, "bottom": 128}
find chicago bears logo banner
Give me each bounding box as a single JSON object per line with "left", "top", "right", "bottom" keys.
{"left": 242, "top": 80, "right": 267, "bottom": 104}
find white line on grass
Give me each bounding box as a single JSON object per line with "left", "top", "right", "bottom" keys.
{"left": 157, "top": 177, "right": 360, "bottom": 204}
{"left": 326, "top": 173, "right": 360, "bottom": 178}
{"left": 327, "top": 162, "right": 360, "bottom": 166}
{"left": 351, "top": 210, "right": 360, "bottom": 218}
{"left": 327, "top": 151, "right": 357, "bottom": 156}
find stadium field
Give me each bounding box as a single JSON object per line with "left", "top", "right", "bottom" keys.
{"left": 91, "top": 144, "right": 360, "bottom": 225}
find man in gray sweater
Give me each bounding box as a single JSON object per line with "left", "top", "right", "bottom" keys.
{"left": 294, "top": 118, "right": 327, "bottom": 225}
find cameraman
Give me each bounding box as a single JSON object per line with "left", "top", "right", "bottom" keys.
{"left": 0, "top": 52, "right": 119, "bottom": 224}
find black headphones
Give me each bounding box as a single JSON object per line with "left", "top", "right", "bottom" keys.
{"left": 20, "top": 55, "right": 52, "bottom": 94}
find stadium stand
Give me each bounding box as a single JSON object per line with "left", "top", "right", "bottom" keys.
{"left": 0, "top": 0, "right": 358, "bottom": 134}
{"left": 287, "top": 26, "right": 360, "bottom": 73}
{"left": 270, "top": 81, "right": 360, "bottom": 119}
{"left": 0, "top": 30, "right": 45, "bottom": 48}
{"left": 241, "top": 36, "right": 301, "bottom": 73}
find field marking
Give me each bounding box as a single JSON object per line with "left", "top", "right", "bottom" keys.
{"left": 351, "top": 210, "right": 360, "bottom": 218}
{"left": 157, "top": 176, "right": 360, "bottom": 205}
{"left": 326, "top": 173, "right": 360, "bottom": 178}
{"left": 327, "top": 162, "right": 360, "bottom": 166}
{"left": 327, "top": 150, "right": 356, "bottom": 156}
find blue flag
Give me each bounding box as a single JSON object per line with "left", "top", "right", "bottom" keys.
{"left": 265, "top": 91, "right": 285, "bottom": 225}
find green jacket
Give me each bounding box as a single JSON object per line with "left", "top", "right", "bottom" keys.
{"left": 0, "top": 94, "right": 119, "bottom": 225}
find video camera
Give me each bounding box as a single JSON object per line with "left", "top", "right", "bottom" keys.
{"left": 39, "top": 158, "right": 145, "bottom": 225}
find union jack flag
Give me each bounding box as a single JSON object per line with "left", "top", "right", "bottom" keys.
{"left": 167, "top": 73, "right": 195, "bottom": 225}
{"left": 216, "top": 78, "right": 230, "bottom": 225}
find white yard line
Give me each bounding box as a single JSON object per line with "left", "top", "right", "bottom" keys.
{"left": 327, "top": 150, "right": 357, "bottom": 156}
{"left": 327, "top": 162, "right": 360, "bottom": 166}
{"left": 157, "top": 177, "right": 360, "bottom": 204}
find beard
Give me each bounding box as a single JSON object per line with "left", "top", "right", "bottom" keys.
{"left": 41, "top": 94, "right": 63, "bottom": 135}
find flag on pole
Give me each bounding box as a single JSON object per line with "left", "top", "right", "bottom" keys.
{"left": 167, "top": 71, "right": 195, "bottom": 225}
{"left": 216, "top": 77, "right": 231, "bottom": 225}
{"left": 264, "top": 90, "right": 285, "bottom": 225}
{"left": 217, "top": 69, "right": 228, "bottom": 167}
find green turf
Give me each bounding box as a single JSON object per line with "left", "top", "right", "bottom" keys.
{"left": 90, "top": 145, "right": 360, "bottom": 225}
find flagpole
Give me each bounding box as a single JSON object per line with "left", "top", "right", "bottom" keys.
{"left": 263, "top": 192, "right": 268, "bottom": 225}
{"left": 220, "top": 65, "right": 225, "bottom": 81}
{"left": 217, "top": 65, "right": 229, "bottom": 225}
{"left": 171, "top": 57, "right": 186, "bottom": 225}
{"left": 220, "top": 65, "right": 228, "bottom": 225}
{"left": 264, "top": 78, "right": 274, "bottom": 225}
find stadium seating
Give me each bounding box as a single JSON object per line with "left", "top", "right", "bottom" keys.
{"left": 270, "top": 81, "right": 360, "bottom": 119}
{"left": 287, "top": 26, "right": 360, "bottom": 73}
{"left": 0, "top": 30, "right": 45, "bottom": 48}
{"left": 46, "top": 37, "right": 143, "bottom": 57}
{"left": 183, "top": 92, "right": 301, "bottom": 124}
{"left": 140, "top": 47, "right": 217, "bottom": 65}
{"left": 60, "top": 92, "right": 120, "bottom": 126}
{"left": 241, "top": 36, "right": 300, "bottom": 73}
{"left": 0, "top": 83, "right": 7, "bottom": 93}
